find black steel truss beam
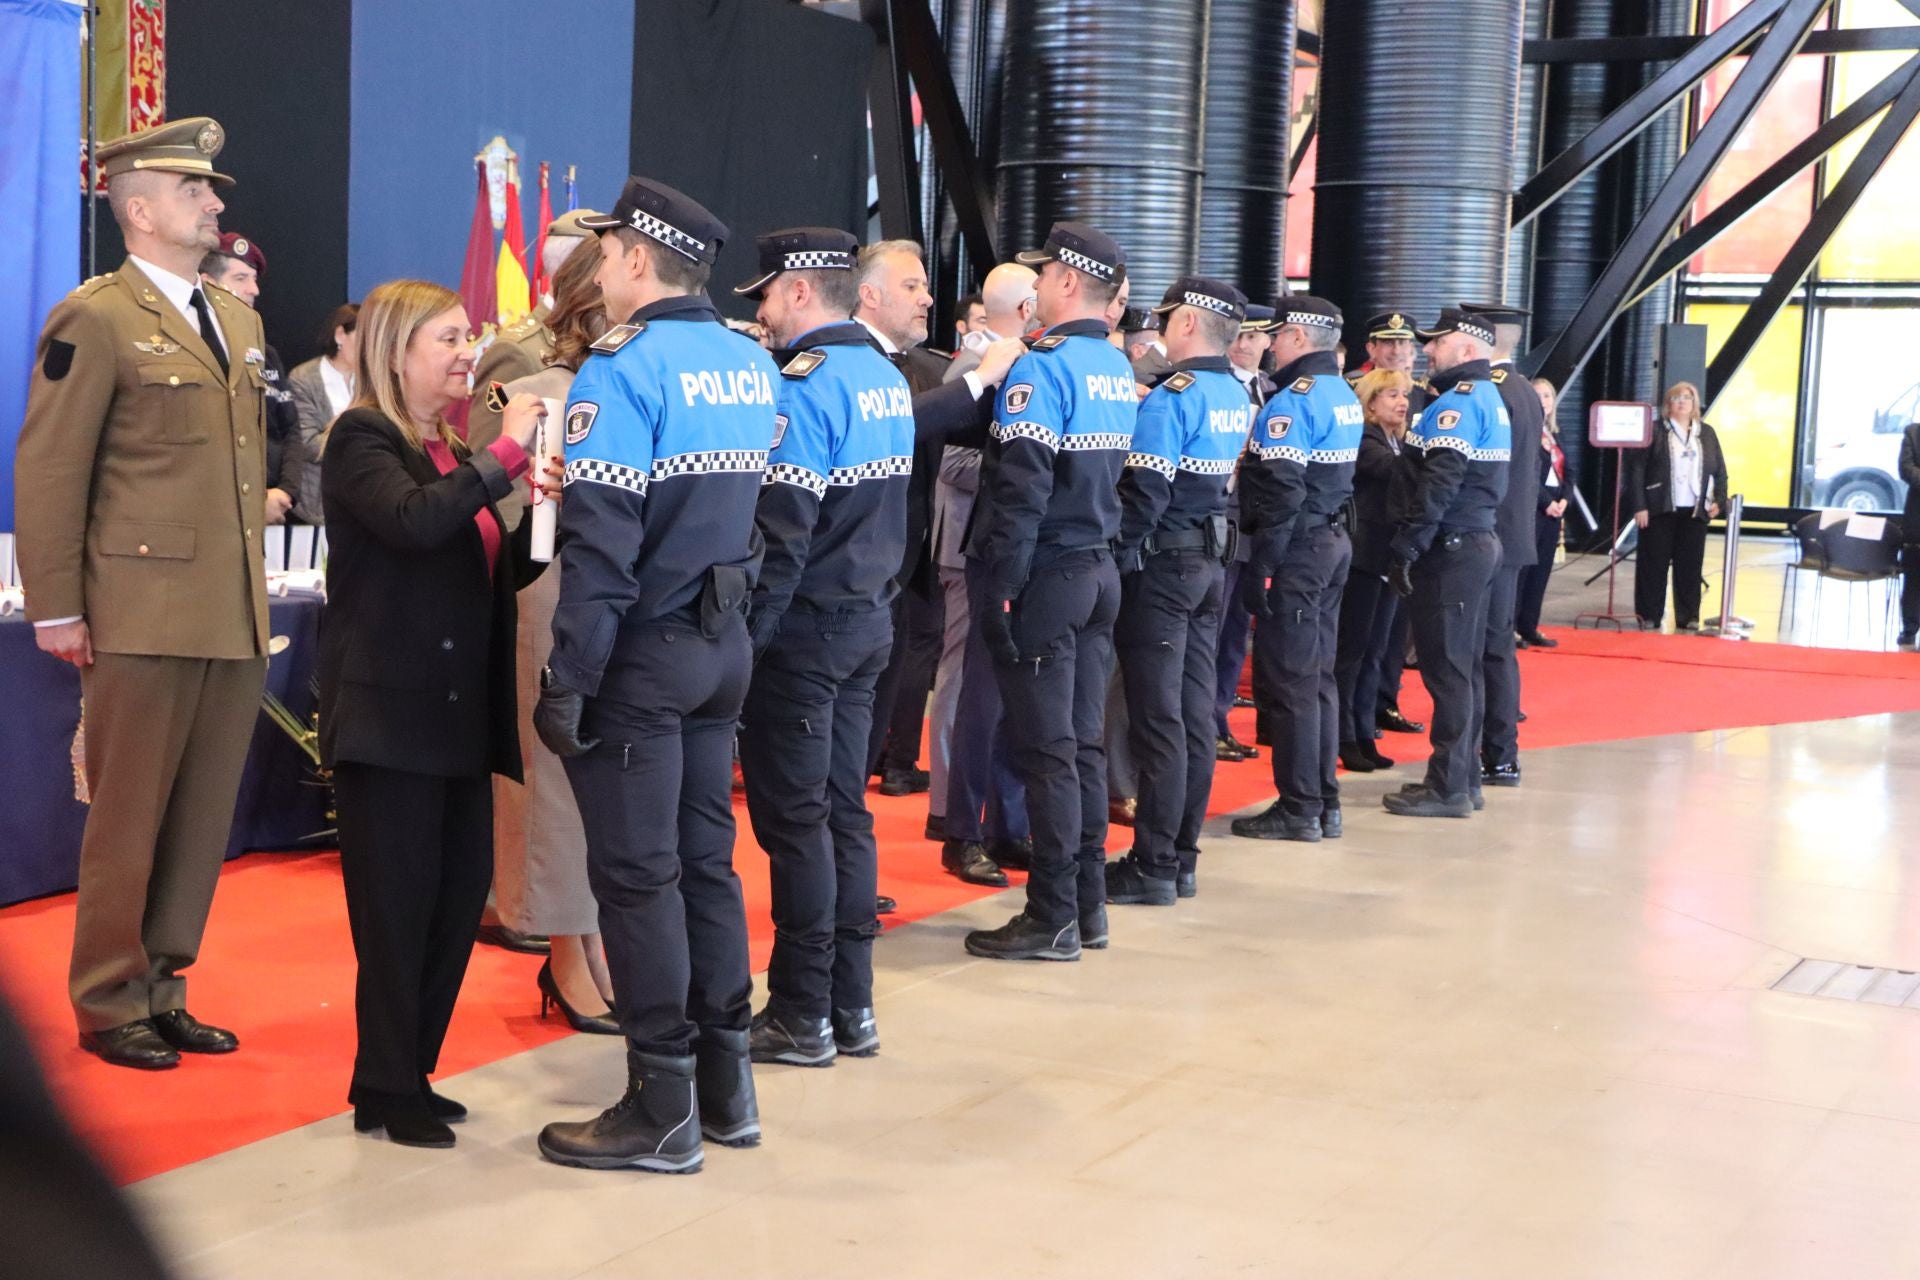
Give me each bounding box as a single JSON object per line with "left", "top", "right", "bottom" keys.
{"left": 1513, "top": 0, "right": 1789, "bottom": 229}
{"left": 888, "top": 0, "right": 998, "bottom": 271}
{"left": 1525, "top": 0, "right": 1833, "bottom": 395}
{"left": 1525, "top": 26, "right": 1920, "bottom": 63}
{"left": 1631, "top": 51, "right": 1920, "bottom": 303}
{"left": 861, "top": 0, "right": 921, "bottom": 244}
{"left": 1705, "top": 58, "right": 1920, "bottom": 400}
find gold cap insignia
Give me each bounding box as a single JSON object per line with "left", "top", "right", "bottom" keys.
{"left": 196, "top": 122, "right": 223, "bottom": 155}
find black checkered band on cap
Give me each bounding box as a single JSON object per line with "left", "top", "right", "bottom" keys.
{"left": 628, "top": 208, "right": 707, "bottom": 261}
{"left": 1183, "top": 291, "right": 1238, "bottom": 317}
{"left": 1284, "top": 309, "right": 1341, "bottom": 331}
{"left": 783, "top": 250, "right": 854, "bottom": 271}
{"left": 1056, "top": 246, "right": 1116, "bottom": 281}
{"left": 1456, "top": 317, "right": 1497, "bottom": 345}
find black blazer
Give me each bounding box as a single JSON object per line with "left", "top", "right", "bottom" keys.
{"left": 318, "top": 407, "right": 543, "bottom": 779}
{"left": 899, "top": 347, "right": 992, "bottom": 594}
{"left": 1350, "top": 421, "right": 1404, "bottom": 577}
{"left": 1627, "top": 419, "right": 1728, "bottom": 520}
{"left": 1899, "top": 422, "right": 1920, "bottom": 524}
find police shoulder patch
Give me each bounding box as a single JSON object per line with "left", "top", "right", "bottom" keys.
{"left": 1454, "top": 380, "right": 1475, "bottom": 394}
{"left": 781, "top": 350, "right": 826, "bottom": 379}
{"left": 1030, "top": 335, "right": 1068, "bottom": 352}
{"left": 1435, "top": 409, "right": 1463, "bottom": 431}
{"left": 1291, "top": 376, "right": 1315, "bottom": 393}
{"left": 42, "top": 339, "right": 75, "bottom": 381}
{"left": 589, "top": 323, "right": 645, "bottom": 355}
{"left": 1163, "top": 371, "right": 1196, "bottom": 393}
{"left": 1267, "top": 414, "right": 1292, "bottom": 440}
{"left": 565, "top": 401, "right": 599, "bottom": 445}
{"left": 771, "top": 413, "right": 790, "bottom": 448}
{"left": 1491, "top": 368, "right": 1509, "bottom": 384}
{"left": 1004, "top": 382, "right": 1034, "bottom": 414}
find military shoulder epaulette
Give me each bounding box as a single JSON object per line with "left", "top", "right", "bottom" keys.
{"left": 1291, "top": 376, "right": 1315, "bottom": 393}
{"left": 1030, "top": 334, "right": 1068, "bottom": 351}
{"left": 203, "top": 280, "right": 243, "bottom": 304}
{"left": 781, "top": 349, "right": 827, "bottom": 379}
{"left": 1163, "top": 371, "right": 1196, "bottom": 393}
{"left": 505, "top": 315, "right": 543, "bottom": 340}
{"left": 590, "top": 323, "right": 646, "bottom": 355}
{"left": 1454, "top": 380, "right": 1475, "bottom": 394}
{"left": 71, "top": 275, "right": 114, "bottom": 299}
{"left": 1343, "top": 371, "right": 1362, "bottom": 385}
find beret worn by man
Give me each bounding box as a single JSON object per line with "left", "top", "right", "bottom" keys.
{"left": 13, "top": 115, "right": 267, "bottom": 1069}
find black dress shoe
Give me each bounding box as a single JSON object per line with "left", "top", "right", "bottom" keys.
{"left": 152, "top": 1009, "right": 238, "bottom": 1054}
{"left": 1482, "top": 761, "right": 1521, "bottom": 787}
{"left": 1362, "top": 739, "right": 1395, "bottom": 769}
{"left": 354, "top": 1090, "right": 456, "bottom": 1149}
{"left": 1515, "top": 635, "right": 1530, "bottom": 650}
{"left": 421, "top": 1081, "right": 467, "bottom": 1123}
{"left": 941, "top": 839, "right": 1008, "bottom": 887}
{"left": 1378, "top": 707, "right": 1425, "bottom": 734}
{"left": 476, "top": 923, "right": 550, "bottom": 954}
{"left": 1176, "top": 868, "right": 1198, "bottom": 899}
{"left": 1320, "top": 807, "right": 1343, "bottom": 839}
{"left": 875, "top": 895, "right": 897, "bottom": 915}
{"left": 964, "top": 913, "right": 1081, "bottom": 961}
{"left": 924, "top": 813, "right": 946, "bottom": 842}
{"left": 538, "top": 960, "right": 621, "bottom": 1035}
{"left": 1232, "top": 694, "right": 1255, "bottom": 709}
{"left": 1104, "top": 854, "right": 1176, "bottom": 906}
{"left": 79, "top": 1020, "right": 179, "bottom": 1070}
{"left": 1521, "top": 631, "right": 1558, "bottom": 649}
{"left": 1338, "top": 742, "right": 1378, "bottom": 773}
{"left": 1216, "top": 735, "right": 1257, "bottom": 761}
{"left": 1382, "top": 786, "right": 1471, "bottom": 818}
{"left": 1517, "top": 710, "right": 1529, "bottom": 723}
{"left": 1230, "top": 801, "right": 1321, "bottom": 842}
{"left": 749, "top": 1006, "right": 836, "bottom": 1067}
{"left": 1108, "top": 797, "right": 1137, "bottom": 827}
{"left": 878, "top": 766, "right": 930, "bottom": 796}
{"left": 1638, "top": 618, "right": 1661, "bottom": 631}
{"left": 831, "top": 1007, "right": 880, "bottom": 1057}
{"left": 985, "top": 836, "right": 1032, "bottom": 871}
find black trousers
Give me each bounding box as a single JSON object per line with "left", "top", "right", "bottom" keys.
{"left": 1251, "top": 524, "right": 1352, "bottom": 820}
{"left": 1116, "top": 550, "right": 1224, "bottom": 878}
{"left": 992, "top": 548, "right": 1121, "bottom": 927}
{"left": 1334, "top": 567, "right": 1400, "bottom": 745}
{"left": 739, "top": 606, "right": 892, "bottom": 1018}
{"left": 565, "top": 616, "right": 754, "bottom": 1057}
{"left": 1904, "top": 544, "right": 1920, "bottom": 637}
{"left": 1214, "top": 559, "right": 1254, "bottom": 737}
{"left": 1408, "top": 530, "right": 1501, "bottom": 800}
{"left": 334, "top": 762, "right": 494, "bottom": 1100}
{"left": 1377, "top": 604, "right": 1410, "bottom": 717}
{"left": 867, "top": 585, "right": 943, "bottom": 776}
{"left": 1635, "top": 511, "right": 1710, "bottom": 627}
{"left": 1514, "top": 514, "right": 1562, "bottom": 638}
{"left": 1479, "top": 564, "right": 1524, "bottom": 769}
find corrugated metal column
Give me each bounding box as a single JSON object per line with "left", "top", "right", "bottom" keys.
{"left": 1507, "top": 0, "right": 1555, "bottom": 309}
{"left": 997, "top": 0, "right": 1209, "bottom": 302}
{"left": 1308, "top": 0, "right": 1525, "bottom": 353}
{"left": 1197, "top": 0, "right": 1298, "bottom": 304}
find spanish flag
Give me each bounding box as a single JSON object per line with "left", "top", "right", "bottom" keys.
{"left": 496, "top": 159, "right": 532, "bottom": 326}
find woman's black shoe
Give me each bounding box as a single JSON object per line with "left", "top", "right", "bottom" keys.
{"left": 421, "top": 1080, "right": 467, "bottom": 1123}
{"left": 1338, "top": 742, "right": 1378, "bottom": 773}
{"left": 1363, "top": 739, "right": 1395, "bottom": 769}
{"left": 538, "top": 960, "right": 621, "bottom": 1035}
{"left": 353, "top": 1090, "right": 455, "bottom": 1149}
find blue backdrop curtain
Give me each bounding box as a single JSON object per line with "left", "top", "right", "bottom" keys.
{"left": 0, "top": 0, "right": 81, "bottom": 533}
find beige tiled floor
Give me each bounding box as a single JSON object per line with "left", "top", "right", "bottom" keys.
{"left": 134, "top": 713, "right": 1920, "bottom": 1279}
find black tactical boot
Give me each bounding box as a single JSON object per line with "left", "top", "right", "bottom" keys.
{"left": 1103, "top": 854, "right": 1177, "bottom": 906}
{"left": 693, "top": 1026, "right": 760, "bottom": 1148}
{"left": 537, "top": 1048, "right": 703, "bottom": 1173}
{"left": 1231, "top": 801, "right": 1322, "bottom": 842}
{"left": 748, "top": 1005, "right": 836, "bottom": 1068}
{"left": 964, "top": 913, "right": 1082, "bottom": 961}
{"left": 830, "top": 1006, "right": 880, "bottom": 1057}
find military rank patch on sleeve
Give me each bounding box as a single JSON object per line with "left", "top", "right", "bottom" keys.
{"left": 590, "top": 324, "right": 645, "bottom": 355}
{"left": 1491, "top": 369, "right": 1509, "bottom": 384}
{"left": 1435, "top": 409, "right": 1462, "bottom": 430}
{"left": 483, "top": 380, "right": 510, "bottom": 413}
{"left": 771, "top": 413, "right": 789, "bottom": 448}
{"left": 1291, "top": 376, "right": 1315, "bottom": 393}
{"left": 42, "top": 339, "right": 75, "bottom": 381}
{"left": 781, "top": 350, "right": 826, "bottom": 379}
{"left": 1164, "top": 371, "right": 1196, "bottom": 393}
{"left": 565, "top": 402, "right": 599, "bottom": 445}
{"left": 1267, "top": 414, "right": 1292, "bottom": 439}
{"left": 1030, "top": 335, "right": 1068, "bottom": 351}
{"left": 1004, "top": 383, "right": 1033, "bottom": 413}
{"left": 1454, "top": 381, "right": 1475, "bottom": 394}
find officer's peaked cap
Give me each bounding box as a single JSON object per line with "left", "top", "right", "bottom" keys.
{"left": 1152, "top": 276, "right": 1248, "bottom": 324}
{"left": 733, "top": 227, "right": 860, "bottom": 298}
{"left": 578, "top": 176, "right": 727, "bottom": 265}
{"left": 1014, "top": 221, "right": 1126, "bottom": 284}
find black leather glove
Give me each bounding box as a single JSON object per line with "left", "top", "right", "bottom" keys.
{"left": 1387, "top": 559, "right": 1415, "bottom": 599}
{"left": 533, "top": 669, "right": 600, "bottom": 759}
{"left": 979, "top": 597, "right": 1020, "bottom": 665}
{"left": 1239, "top": 566, "right": 1275, "bottom": 619}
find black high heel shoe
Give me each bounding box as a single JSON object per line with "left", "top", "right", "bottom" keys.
{"left": 537, "top": 959, "right": 621, "bottom": 1035}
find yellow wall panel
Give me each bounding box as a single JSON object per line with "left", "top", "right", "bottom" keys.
{"left": 1689, "top": 302, "right": 1802, "bottom": 506}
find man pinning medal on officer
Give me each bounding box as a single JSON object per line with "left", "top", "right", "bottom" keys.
{"left": 1380, "top": 306, "right": 1512, "bottom": 819}
{"left": 962, "top": 222, "right": 1139, "bottom": 962}
{"left": 1228, "top": 296, "right": 1364, "bottom": 844}
{"left": 531, "top": 177, "right": 779, "bottom": 1172}
{"left": 1103, "top": 277, "right": 1251, "bottom": 906}
{"left": 727, "top": 228, "right": 914, "bottom": 1069}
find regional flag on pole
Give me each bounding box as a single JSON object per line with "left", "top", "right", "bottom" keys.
{"left": 496, "top": 158, "right": 532, "bottom": 326}
{"left": 529, "top": 161, "right": 554, "bottom": 306}
{"left": 457, "top": 158, "right": 497, "bottom": 338}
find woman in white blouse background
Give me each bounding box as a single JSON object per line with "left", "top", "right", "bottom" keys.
{"left": 289, "top": 302, "right": 361, "bottom": 523}
{"left": 1627, "top": 380, "right": 1730, "bottom": 632}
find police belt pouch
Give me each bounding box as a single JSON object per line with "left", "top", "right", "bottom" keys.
{"left": 701, "top": 564, "right": 750, "bottom": 638}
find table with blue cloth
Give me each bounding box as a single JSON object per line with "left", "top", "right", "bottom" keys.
{"left": 0, "top": 593, "right": 330, "bottom": 907}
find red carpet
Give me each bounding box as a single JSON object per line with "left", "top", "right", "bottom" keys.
{"left": 4, "top": 626, "right": 1919, "bottom": 1185}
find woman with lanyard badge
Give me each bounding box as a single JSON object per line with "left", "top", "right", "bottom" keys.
{"left": 1628, "top": 380, "right": 1729, "bottom": 632}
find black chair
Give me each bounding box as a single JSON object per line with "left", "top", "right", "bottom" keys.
{"left": 1786, "top": 514, "right": 1905, "bottom": 646}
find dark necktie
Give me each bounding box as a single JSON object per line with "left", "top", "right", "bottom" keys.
{"left": 189, "top": 288, "right": 230, "bottom": 378}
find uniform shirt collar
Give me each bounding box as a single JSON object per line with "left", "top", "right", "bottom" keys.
{"left": 855, "top": 316, "right": 900, "bottom": 354}
{"left": 1229, "top": 363, "right": 1257, "bottom": 385}
{"left": 129, "top": 254, "right": 217, "bottom": 335}
{"left": 1273, "top": 349, "right": 1340, "bottom": 383}
{"left": 626, "top": 293, "right": 722, "bottom": 325}
{"left": 1428, "top": 358, "right": 1493, "bottom": 393}
{"left": 1042, "top": 318, "right": 1111, "bottom": 340}
{"left": 1172, "top": 355, "right": 1234, "bottom": 374}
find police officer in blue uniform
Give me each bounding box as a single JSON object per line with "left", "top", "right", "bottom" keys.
{"left": 963, "top": 222, "right": 1137, "bottom": 962}
{"left": 1214, "top": 303, "right": 1280, "bottom": 765}
{"left": 1230, "top": 296, "right": 1365, "bottom": 843}
{"left": 1382, "top": 306, "right": 1512, "bottom": 819}
{"left": 1103, "top": 278, "right": 1250, "bottom": 906}
{"left": 532, "top": 177, "right": 778, "bottom": 1172}
{"left": 728, "top": 228, "right": 914, "bottom": 1069}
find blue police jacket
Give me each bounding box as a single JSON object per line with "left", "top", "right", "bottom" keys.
{"left": 548, "top": 294, "right": 779, "bottom": 696}
{"left": 966, "top": 317, "right": 1137, "bottom": 599}
{"left": 1239, "top": 349, "right": 1364, "bottom": 567}
{"left": 1116, "top": 355, "right": 1247, "bottom": 558}
{"left": 1389, "top": 357, "right": 1512, "bottom": 562}
{"left": 753, "top": 321, "right": 915, "bottom": 625}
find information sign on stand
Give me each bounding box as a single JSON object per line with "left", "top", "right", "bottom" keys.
{"left": 1577, "top": 401, "right": 1654, "bottom": 630}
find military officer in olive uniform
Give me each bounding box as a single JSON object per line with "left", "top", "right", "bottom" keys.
{"left": 14, "top": 117, "right": 270, "bottom": 1069}
{"left": 468, "top": 208, "right": 603, "bottom": 459}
